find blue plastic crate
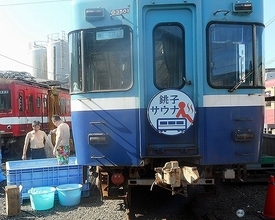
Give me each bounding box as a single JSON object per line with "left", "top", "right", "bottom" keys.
{"left": 6, "top": 157, "right": 83, "bottom": 199}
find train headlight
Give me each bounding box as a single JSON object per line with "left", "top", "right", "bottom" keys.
{"left": 233, "top": 130, "right": 254, "bottom": 142}
{"left": 232, "top": 3, "right": 253, "bottom": 14}
{"left": 85, "top": 8, "right": 105, "bottom": 21}
{"left": 88, "top": 133, "right": 108, "bottom": 145}
{"left": 7, "top": 125, "right": 12, "bottom": 130}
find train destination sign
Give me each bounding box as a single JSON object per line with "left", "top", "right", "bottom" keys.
{"left": 147, "top": 90, "right": 195, "bottom": 135}
{"left": 96, "top": 29, "right": 124, "bottom": 41}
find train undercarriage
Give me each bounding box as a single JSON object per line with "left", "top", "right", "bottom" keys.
{"left": 91, "top": 161, "right": 223, "bottom": 218}
{"left": 90, "top": 156, "right": 275, "bottom": 219}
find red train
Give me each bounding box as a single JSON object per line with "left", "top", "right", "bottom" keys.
{"left": 0, "top": 77, "right": 70, "bottom": 159}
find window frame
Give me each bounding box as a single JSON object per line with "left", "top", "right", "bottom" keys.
{"left": 69, "top": 25, "right": 134, "bottom": 93}
{"left": 206, "top": 21, "right": 264, "bottom": 90}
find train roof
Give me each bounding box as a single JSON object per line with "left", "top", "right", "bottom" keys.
{"left": 0, "top": 70, "right": 69, "bottom": 90}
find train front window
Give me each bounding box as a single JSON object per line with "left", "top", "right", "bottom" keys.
{"left": 69, "top": 26, "right": 133, "bottom": 92}
{"left": 208, "top": 23, "right": 264, "bottom": 89}
{"left": 153, "top": 24, "right": 185, "bottom": 89}
{"left": 0, "top": 90, "right": 11, "bottom": 111}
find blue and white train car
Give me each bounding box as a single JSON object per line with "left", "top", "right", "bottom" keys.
{"left": 69, "top": 0, "right": 265, "bottom": 204}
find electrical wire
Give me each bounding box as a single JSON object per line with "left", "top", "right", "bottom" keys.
{"left": 0, "top": 0, "right": 70, "bottom": 7}
{"left": 266, "top": 58, "right": 275, "bottom": 66}
{"left": 265, "top": 15, "right": 275, "bottom": 66}
{"left": 266, "top": 16, "right": 275, "bottom": 27}
{"left": 0, "top": 53, "right": 52, "bottom": 74}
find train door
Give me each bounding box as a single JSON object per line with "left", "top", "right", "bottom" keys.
{"left": 18, "top": 90, "right": 27, "bottom": 133}
{"left": 35, "top": 92, "right": 48, "bottom": 130}
{"left": 26, "top": 92, "right": 34, "bottom": 116}
{"left": 142, "top": 7, "right": 197, "bottom": 157}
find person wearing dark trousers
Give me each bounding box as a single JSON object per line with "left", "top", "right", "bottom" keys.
{"left": 22, "top": 121, "right": 53, "bottom": 160}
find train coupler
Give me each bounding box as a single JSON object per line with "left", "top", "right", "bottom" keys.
{"left": 153, "top": 161, "right": 200, "bottom": 196}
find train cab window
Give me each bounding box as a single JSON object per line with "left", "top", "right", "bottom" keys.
{"left": 207, "top": 23, "right": 264, "bottom": 89}
{"left": 153, "top": 24, "right": 185, "bottom": 89}
{"left": 0, "top": 90, "right": 11, "bottom": 110}
{"left": 69, "top": 26, "right": 133, "bottom": 92}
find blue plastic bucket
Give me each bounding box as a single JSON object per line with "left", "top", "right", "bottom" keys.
{"left": 56, "top": 184, "right": 82, "bottom": 206}
{"left": 28, "top": 187, "right": 56, "bottom": 210}
{"left": 81, "top": 182, "right": 90, "bottom": 197}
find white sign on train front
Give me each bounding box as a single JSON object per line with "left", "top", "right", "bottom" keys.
{"left": 147, "top": 90, "right": 195, "bottom": 135}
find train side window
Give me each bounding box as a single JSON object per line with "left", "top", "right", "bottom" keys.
{"left": 18, "top": 93, "right": 23, "bottom": 112}
{"left": 0, "top": 90, "right": 11, "bottom": 110}
{"left": 43, "top": 97, "right": 47, "bottom": 109}
{"left": 61, "top": 97, "right": 66, "bottom": 114}
{"left": 29, "top": 94, "right": 34, "bottom": 113}
{"left": 66, "top": 99, "right": 71, "bottom": 114}
{"left": 36, "top": 97, "right": 41, "bottom": 108}
{"left": 153, "top": 23, "right": 185, "bottom": 89}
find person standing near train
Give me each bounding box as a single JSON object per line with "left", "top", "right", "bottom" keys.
{"left": 22, "top": 121, "right": 53, "bottom": 160}
{"left": 50, "top": 115, "right": 70, "bottom": 165}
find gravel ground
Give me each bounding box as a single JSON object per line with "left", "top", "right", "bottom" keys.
{"left": 0, "top": 179, "right": 126, "bottom": 220}
{"left": 0, "top": 161, "right": 271, "bottom": 220}
{"left": 194, "top": 182, "right": 268, "bottom": 220}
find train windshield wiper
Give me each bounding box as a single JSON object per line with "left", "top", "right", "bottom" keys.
{"left": 228, "top": 70, "right": 253, "bottom": 93}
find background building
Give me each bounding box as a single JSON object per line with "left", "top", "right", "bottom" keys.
{"left": 29, "top": 41, "right": 48, "bottom": 79}
{"left": 29, "top": 32, "right": 69, "bottom": 83}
